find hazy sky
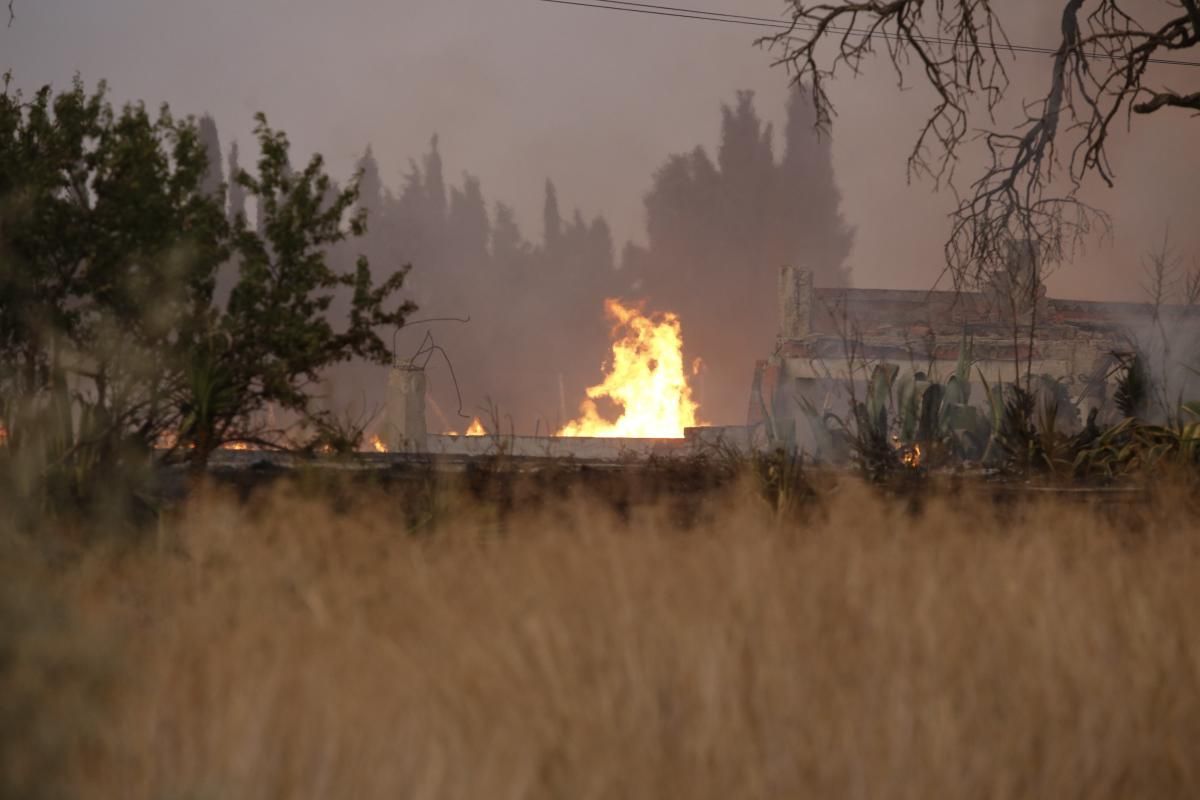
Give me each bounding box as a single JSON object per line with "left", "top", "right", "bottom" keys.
{"left": 4, "top": 0, "right": 1197, "bottom": 301}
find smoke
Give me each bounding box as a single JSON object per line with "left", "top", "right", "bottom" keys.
{"left": 3, "top": 0, "right": 1197, "bottom": 430}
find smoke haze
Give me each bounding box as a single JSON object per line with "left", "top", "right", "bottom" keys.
{"left": 5, "top": 0, "right": 1197, "bottom": 427}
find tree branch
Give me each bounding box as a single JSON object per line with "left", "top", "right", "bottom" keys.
{"left": 764, "top": 0, "right": 1195, "bottom": 292}
{"left": 1133, "top": 90, "right": 1200, "bottom": 114}
{"left": 1183, "top": 0, "right": 1200, "bottom": 40}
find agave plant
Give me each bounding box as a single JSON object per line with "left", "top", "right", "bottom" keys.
{"left": 809, "top": 334, "right": 996, "bottom": 478}
{"left": 976, "top": 366, "right": 1093, "bottom": 475}
{"left": 1073, "top": 401, "right": 1200, "bottom": 479}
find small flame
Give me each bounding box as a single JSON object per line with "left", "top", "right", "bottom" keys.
{"left": 559, "top": 299, "right": 701, "bottom": 438}
{"left": 901, "top": 444, "right": 923, "bottom": 469}
{"left": 466, "top": 417, "right": 487, "bottom": 437}
{"left": 156, "top": 431, "right": 198, "bottom": 450}
{"left": 223, "top": 442, "right": 252, "bottom": 451}
{"left": 369, "top": 434, "right": 388, "bottom": 453}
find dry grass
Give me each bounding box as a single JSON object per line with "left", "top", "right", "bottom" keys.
{"left": 6, "top": 476, "right": 1200, "bottom": 798}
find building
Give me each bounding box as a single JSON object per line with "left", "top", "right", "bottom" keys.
{"left": 750, "top": 264, "right": 1200, "bottom": 451}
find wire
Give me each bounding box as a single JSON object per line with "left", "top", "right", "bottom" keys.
{"left": 391, "top": 315, "right": 470, "bottom": 365}
{"left": 538, "top": 0, "right": 1200, "bottom": 69}
{"left": 417, "top": 339, "right": 472, "bottom": 421}
{"left": 572, "top": 0, "right": 1063, "bottom": 57}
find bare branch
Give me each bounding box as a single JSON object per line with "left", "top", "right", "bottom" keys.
{"left": 1133, "top": 89, "right": 1200, "bottom": 113}
{"left": 761, "top": 1, "right": 1013, "bottom": 186}
{"left": 762, "top": 0, "right": 1197, "bottom": 293}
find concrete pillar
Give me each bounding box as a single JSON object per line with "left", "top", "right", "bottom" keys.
{"left": 779, "top": 266, "right": 813, "bottom": 341}
{"left": 384, "top": 364, "right": 427, "bottom": 452}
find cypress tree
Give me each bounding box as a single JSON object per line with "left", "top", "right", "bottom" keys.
{"left": 197, "top": 114, "right": 224, "bottom": 199}
{"left": 226, "top": 141, "right": 246, "bottom": 224}
{"left": 542, "top": 180, "right": 562, "bottom": 253}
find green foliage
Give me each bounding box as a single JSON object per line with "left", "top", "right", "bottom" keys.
{"left": 0, "top": 75, "right": 414, "bottom": 512}
{"left": 824, "top": 337, "right": 994, "bottom": 480}
{"left": 846, "top": 354, "right": 1200, "bottom": 482}
{"left": 0, "top": 73, "right": 228, "bottom": 510}
{"left": 1115, "top": 352, "right": 1151, "bottom": 419}
{"left": 181, "top": 114, "right": 416, "bottom": 465}
{"left": 746, "top": 447, "right": 815, "bottom": 518}
{"left": 984, "top": 376, "right": 1081, "bottom": 475}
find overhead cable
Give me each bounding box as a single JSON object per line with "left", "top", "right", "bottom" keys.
{"left": 537, "top": 0, "right": 1200, "bottom": 69}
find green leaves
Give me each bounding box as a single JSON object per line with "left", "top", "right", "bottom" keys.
{"left": 175, "top": 114, "right": 418, "bottom": 465}
{"left": 1, "top": 75, "right": 416, "bottom": 495}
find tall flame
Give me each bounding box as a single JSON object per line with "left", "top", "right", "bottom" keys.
{"left": 559, "top": 299, "right": 701, "bottom": 438}
{"left": 466, "top": 417, "right": 487, "bottom": 436}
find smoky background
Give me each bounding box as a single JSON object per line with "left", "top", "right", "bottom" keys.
{"left": 4, "top": 0, "right": 1196, "bottom": 431}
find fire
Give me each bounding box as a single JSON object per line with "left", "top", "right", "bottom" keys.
{"left": 368, "top": 434, "right": 388, "bottom": 453}
{"left": 558, "top": 299, "right": 701, "bottom": 438}
{"left": 901, "top": 443, "right": 923, "bottom": 468}
{"left": 444, "top": 418, "right": 487, "bottom": 437}
{"left": 0, "top": 423, "right": 7, "bottom": 448}
{"left": 223, "top": 442, "right": 252, "bottom": 451}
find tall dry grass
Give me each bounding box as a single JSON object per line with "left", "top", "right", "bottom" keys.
{"left": 5, "top": 477, "right": 1200, "bottom": 798}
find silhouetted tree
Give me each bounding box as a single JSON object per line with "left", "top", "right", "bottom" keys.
{"left": 779, "top": 91, "right": 852, "bottom": 283}
{"left": 197, "top": 114, "right": 223, "bottom": 199}
{"left": 627, "top": 89, "right": 854, "bottom": 424}
{"left": 355, "top": 145, "right": 385, "bottom": 219}
{"left": 448, "top": 174, "right": 490, "bottom": 277}
{"left": 543, "top": 180, "right": 563, "bottom": 255}
{"left": 226, "top": 141, "right": 246, "bottom": 224}
{"left": 491, "top": 202, "right": 531, "bottom": 277}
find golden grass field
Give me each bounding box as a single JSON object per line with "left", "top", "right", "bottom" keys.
{"left": 5, "top": 473, "right": 1200, "bottom": 798}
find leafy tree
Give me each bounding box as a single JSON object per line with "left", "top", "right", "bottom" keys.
{"left": 0, "top": 75, "right": 228, "bottom": 505}
{"left": 0, "top": 76, "right": 415, "bottom": 503}
{"left": 179, "top": 114, "right": 416, "bottom": 466}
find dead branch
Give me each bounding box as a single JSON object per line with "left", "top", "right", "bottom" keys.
{"left": 761, "top": 1, "right": 1198, "bottom": 291}
{"left": 1133, "top": 89, "right": 1200, "bottom": 113}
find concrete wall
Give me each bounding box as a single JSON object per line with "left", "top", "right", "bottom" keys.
{"left": 384, "top": 365, "right": 427, "bottom": 453}
{"left": 757, "top": 266, "right": 1200, "bottom": 451}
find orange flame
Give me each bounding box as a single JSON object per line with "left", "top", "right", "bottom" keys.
{"left": 901, "top": 444, "right": 923, "bottom": 468}
{"left": 0, "top": 423, "right": 7, "bottom": 448}
{"left": 558, "top": 299, "right": 701, "bottom": 438}
{"left": 466, "top": 417, "right": 487, "bottom": 436}
{"left": 368, "top": 434, "right": 388, "bottom": 453}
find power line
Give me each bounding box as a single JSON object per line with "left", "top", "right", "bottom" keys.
{"left": 537, "top": 0, "right": 1200, "bottom": 69}
{"left": 563, "top": 0, "right": 1070, "bottom": 57}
